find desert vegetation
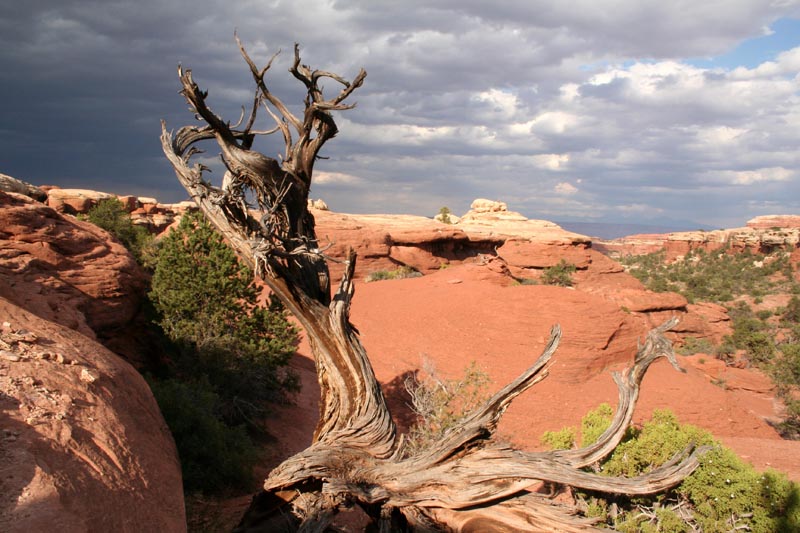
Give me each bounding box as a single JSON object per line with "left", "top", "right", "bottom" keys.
{"left": 364, "top": 265, "right": 422, "bottom": 283}
{"left": 621, "top": 247, "right": 795, "bottom": 304}
{"left": 81, "top": 196, "right": 154, "bottom": 264}
{"left": 84, "top": 201, "right": 299, "bottom": 494}
{"left": 542, "top": 404, "right": 800, "bottom": 532}
{"left": 621, "top": 248, "right": 800, "bottom": 438}
{"left": 402, "top": 361, "right": 490, "bottom": 458}
{"left": 542, "top": 259, "right": 578, "bottom": 287}
{"left": 511, "top": 259, "right": 578, "bottom": 287}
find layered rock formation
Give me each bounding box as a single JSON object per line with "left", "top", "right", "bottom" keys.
{"left": 595, "top": 215, "right": 800, "bottom": 260}
{"left": 303, "top": 201, "right": 728, "bottom": 354}
{"left": 0, "top": 191, "right": 147, "bottom": 344}
{"left": 311, "top": 198, "right": 592, "bottom": 281}
{"left": 0, "top": 185, "right": 185, "bottom": 531}
{"left": 39, "top": 186, "right": 195, "bottom": 233}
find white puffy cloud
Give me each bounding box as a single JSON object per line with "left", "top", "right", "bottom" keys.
{"left": 554, "top": 182, "right": 579, "bottom": 195}
{"left": 314, "top": 171, "right": 365, "bottom": 185}
{"left": 732, "top": 167, "right": 794, "bottom": 185}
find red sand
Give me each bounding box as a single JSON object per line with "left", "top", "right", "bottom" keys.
{"left": 269, "top": 263, "right": 800, "bottom": 481}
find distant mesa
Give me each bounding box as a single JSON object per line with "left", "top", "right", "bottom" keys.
{"left": 595, "top": 216, "right": 800, "bottom": 260}
{"left": 746, "top": 214, "right": 800, "bottom": 230}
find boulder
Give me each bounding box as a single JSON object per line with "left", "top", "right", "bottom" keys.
{"left": 0, "top": 174, "right": 46, "bottom": 202}
{"left": 308, "top": 198, "right": 329, "bottom": 211}
{"left": 469, "top": 198, "right": 508, "bottom": 213}
{"left": 0, "top": 299, "right": 185, "bottom": 532}
{"left": 46, "top": 189, "right": 113, "bottom": 214}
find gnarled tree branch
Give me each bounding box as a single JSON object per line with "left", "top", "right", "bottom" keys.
{"left": 161, "top": 38, "right": 704, "bottom": 532}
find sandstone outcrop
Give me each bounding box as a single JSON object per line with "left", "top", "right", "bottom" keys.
{"left": 46, "top": 188, "right": 114, "bottom": 214}
{"left": 0, "top": 298, "right": 185, "bottom": 532}
{"left": 311, "top": 210, "right": 501, "bottom": 280}
{"left": 0, "top": 174, "right": 46, "bottom": 202}
{"left": 305, "top": 202, "right": 723, "bottom": 346}
{"left": 0, "top": 187, "right": 185, "bottom": 530}
{"left": 466, "top": 198, "right": 509, "bottom": 213}
{"left": 129, "top": 200, "right": 196, "bottom": 233}
{"left": 0, "top": 191, "right": 147, "bottom": 343}
{"left": 305, "top": 206, "right": 728, "bottom": 361}
{"left": 312, "top": 200, "right": 592, "bottom": 281}
{"left": 42, "top": 186, "right": 196, "bottom": 233}
{"left": 595, "top": 216, "right": 800, "bottom": 261}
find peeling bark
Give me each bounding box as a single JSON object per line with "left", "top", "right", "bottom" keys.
{"left": 161, "top": 38, "right": 704, "bottom": 532}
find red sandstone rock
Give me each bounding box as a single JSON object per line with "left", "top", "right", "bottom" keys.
{"left": 46, "top": 188, "right": 114, "bottom": 214}
{"left": 0, "top": 191, "right": 148, "bottom": 341}
{"left": 0, "top": 298, "right": 185, "bottom": 532}
{"left": 117, "top": 195, "right": 138, "bottom": 211}
{"left": 142, "top": 202, "right": 160, "bottom": 214}
{"left": 673, "top": 302, "right": 732, "bottom": 343}
{"left": 497, "top": 239, "right": 591, "bottom": 272}
{"left": 312, "top": 208, "right": 592, "bottom": 282}
{"left": 746, "top": 215, "right": 800, "bottom": 230}
{"left": 597, "top": 220, "right": 800, "bottom": 261}
{"left": 312, "top": 210, "right": 501, "bottom": 280}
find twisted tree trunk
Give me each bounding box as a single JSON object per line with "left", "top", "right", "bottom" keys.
{"left": 161, "top": 37, "right": 705, "bottom": 531}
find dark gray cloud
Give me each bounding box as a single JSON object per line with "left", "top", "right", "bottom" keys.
{"left": 1, "top": 0, "right": 799, "bottom": 227}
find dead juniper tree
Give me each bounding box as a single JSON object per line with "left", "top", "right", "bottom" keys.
{"left": 161, "top": 37, "right": 706, "bottom": 532}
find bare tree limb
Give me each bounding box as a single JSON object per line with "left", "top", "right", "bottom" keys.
{"left": 161, "top": 38, "right": 705, "bottom": 532}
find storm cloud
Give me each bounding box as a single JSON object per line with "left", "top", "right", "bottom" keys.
{"left": 2, "top": 0, "right": 799, "bottom": 227}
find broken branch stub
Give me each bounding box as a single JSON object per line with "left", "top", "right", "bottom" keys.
{"left": 161, "top": 39, "right": 702, "bottom": 531}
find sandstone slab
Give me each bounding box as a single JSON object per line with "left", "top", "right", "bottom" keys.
{"left": 0, "top": 298, "right": 185, "bottom": 532}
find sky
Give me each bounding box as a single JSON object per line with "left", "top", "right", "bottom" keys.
{"left": 1, "top": 1, "right": 799, "bottom": 229}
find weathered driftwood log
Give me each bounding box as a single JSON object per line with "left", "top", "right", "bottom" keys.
{"left": 161, "top": 37, "right": 705, "bottom": 532}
